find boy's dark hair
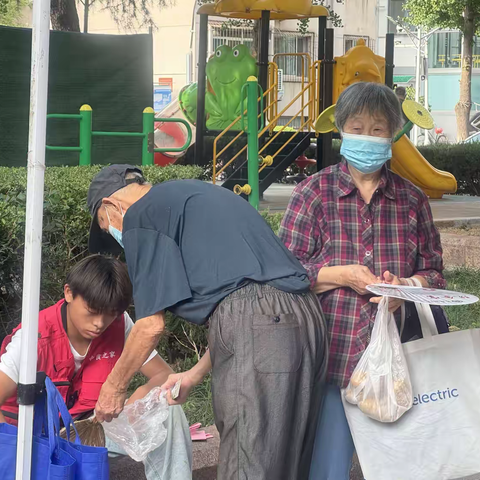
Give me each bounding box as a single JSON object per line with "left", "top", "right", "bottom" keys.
{"left": 395, "top": 86, "right": 406, "bottom": 97}
{"left": 66, "top": 255, "right": 132, "bottom": 315}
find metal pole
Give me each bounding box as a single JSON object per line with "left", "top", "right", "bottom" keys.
{"left": 424, "top": 47, "right": 430, "bottom": 145}
{"left": 316, "top": 16, "right": 326, "bottom": 172}
{"left": 322, "top": 28, "right": 334, "bottom": 168}
{"left": 186, "top": 52, "right": 192, "bottom": 84}
{"left": 413, "top": 26, "right": 422, "bottom": 146}
{"left": 246, "top": 77, "right": 260, "bottom": 210}
{"left": 142, "top": 107, "right": 155, "bottom": 165}
{"left": 84, "top": 0, "right": 89, "bottom": 33}
{"left": 258, "top": 10, "right": 270, "bottom": 95}
{"left": 194, "top": 13, "right": 208, "bottom": 165}
{"left": 79, "top": 104, "right": 92, "bottom": 165}
{"left": 385, "top": 33, "right": 394, "bottom": 89}
{"left": 15, "top": 0, "right": 51, "bottom": 477}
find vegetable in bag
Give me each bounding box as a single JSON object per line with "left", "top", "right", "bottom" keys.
{"left": 344, "top": 297, "right": 413, "bottom": 422}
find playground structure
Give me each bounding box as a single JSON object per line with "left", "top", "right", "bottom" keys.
{"left": 45, "top": 105, "right": 192, "bottom": 166}
{"left": 43, "top": 0, "right": 458, "bottom": 200}
{"left": 185, "top": 0, "right": 457, "bottom": 202}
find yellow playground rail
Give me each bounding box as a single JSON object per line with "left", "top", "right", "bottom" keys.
{"left": 212, "top": 55, "right": 322, "bottom": 184}
{"left": 213, "top": 62, "right": 279, "bottom": 181}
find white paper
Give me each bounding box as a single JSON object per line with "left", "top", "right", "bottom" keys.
{"left": 366, "top": 284, "right": 478, "bottom": 306}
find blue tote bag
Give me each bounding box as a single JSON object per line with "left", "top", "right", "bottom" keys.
{"left": 43, "top": 377, "right": 109, "bottom": 480}
{"left": 0, "top": 388, "right": 76, "bottom": 480}
{"left": 0, "top": 377, "right": 109, "bottom": 480}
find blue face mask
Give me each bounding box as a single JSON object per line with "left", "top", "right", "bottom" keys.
{"left": 108, "top": 225, "right": 124, "bottom": 249}
{"left": 340, "top": 132, "right": 392, "bottom": 174}
{"left": 105, "top": 206, "right": 124, "bottom": 249}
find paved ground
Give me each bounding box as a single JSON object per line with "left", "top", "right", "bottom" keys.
{"left": 261, "top": 184, "right": 480, "bottom": 225}
{"left": 110, "top": 425, "right": 480, "bottom": 479}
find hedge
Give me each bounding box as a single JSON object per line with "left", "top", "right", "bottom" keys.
{"left": 0, "top": 164, "right": 281, "bottom": 369}
{"left": 416, "top": 143, "right": 480, "bottom": 196}
{"left": 0, "top": 165, "right": 203, "bottom": 342}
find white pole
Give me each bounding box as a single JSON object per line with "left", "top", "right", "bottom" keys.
{"left": 15, "top": 0, "right": 51, "bottom": 477}
{"left": 413, "top": 26, "right": 422, "bottom": 146}
{"left": 424, "top": 46, "right": 430, "bottom": 146}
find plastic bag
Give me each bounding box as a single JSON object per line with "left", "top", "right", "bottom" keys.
{"left": 344, "top": 297, "right": 413, "bottom": 422}
{"left": 102, "top": 387, "right": 169, "bottom": 461}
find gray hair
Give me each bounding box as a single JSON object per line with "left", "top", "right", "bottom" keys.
{"left": 125, "top": 170, "right": 147, "bottom": 184}
{"left": 335, "top": 82, "right": 403, "bottom": 136}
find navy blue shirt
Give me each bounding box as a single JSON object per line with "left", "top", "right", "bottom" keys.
{"left": 123, "top": 180, "right": 310, "bottom": 325}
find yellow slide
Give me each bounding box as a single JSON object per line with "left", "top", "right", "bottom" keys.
{"left": 391, "top": 135, "right": 457, "bottom": 199}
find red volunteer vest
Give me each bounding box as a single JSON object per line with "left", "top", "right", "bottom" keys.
{"left": 0, "top": 300, "right": 125, "bottom": 424}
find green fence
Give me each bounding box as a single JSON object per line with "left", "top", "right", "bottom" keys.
{"left": 46, "top": 105, "right": 192, "bottom": 166}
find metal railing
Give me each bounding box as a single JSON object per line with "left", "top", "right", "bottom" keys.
{"left": 46, "top": 105, "right": 192, "bottom": 165}
{"left": 212, "top": 55, "right": 321, "bottom": 184}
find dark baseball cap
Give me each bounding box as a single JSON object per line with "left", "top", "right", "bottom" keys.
{"left": 87, "top": 164, "right": 144, "bottom": 254}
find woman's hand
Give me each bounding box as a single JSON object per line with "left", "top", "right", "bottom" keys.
{"left": 344, "top": 265, "right": 380, "bottom": 295}
{"left": 370, "top": 270, "right": 404, "bottom": 312}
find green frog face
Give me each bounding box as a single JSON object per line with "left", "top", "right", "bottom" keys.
{"left": 206, "top": 44, "right": 257, "bottom": 94}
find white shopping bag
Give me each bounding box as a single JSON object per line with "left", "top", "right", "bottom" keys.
{"left": 343, "top": 303, "right": 480, "bottom": 480}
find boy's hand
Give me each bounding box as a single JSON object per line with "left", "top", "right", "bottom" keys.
{"left": 94, "top": 377, "right": 128, "bottom": 423}
{"left": 161, "top": 372, "right": 198, "bottom": 406}
{"left": 0, "top": 411, "right": 6, "bottom": 423}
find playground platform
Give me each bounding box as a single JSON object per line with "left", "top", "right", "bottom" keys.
{"left": 260, "top": 185, "right": 480, "bottom": 224}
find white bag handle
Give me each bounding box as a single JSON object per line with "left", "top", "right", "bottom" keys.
{"left": 409, "top": 277, "right": 439, "bottom": 338}
{"left": 400, "top": 277, "right": 439, "bottom": 339}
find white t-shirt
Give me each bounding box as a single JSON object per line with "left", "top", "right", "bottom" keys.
{"left": 0, "top": 312, "right": 158, "bottom": 384}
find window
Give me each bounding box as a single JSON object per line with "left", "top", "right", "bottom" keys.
{"left": 428, "top": 31, "right": 462, "bottom": 68}
{"left": 211, "top": 23, "right": 254, "bottom": 56}
{"left": 273, "top": 34, "right": 313, "bottom": 81}
{"left": 388, "top": 0, "right": 408, "bottom": 34}
{"left": 343, "top": 35, "right": 372, "bottom": 53}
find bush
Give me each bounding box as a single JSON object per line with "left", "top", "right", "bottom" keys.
{"left": 0, "top": 165, "right": 203, "bottom": 341}
{"left": 416, "top": 143, "right": 480, "bottom": 196}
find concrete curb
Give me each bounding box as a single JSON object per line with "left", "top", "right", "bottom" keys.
{"left": 440, "top": 233, "right": 480, "bottom": 269}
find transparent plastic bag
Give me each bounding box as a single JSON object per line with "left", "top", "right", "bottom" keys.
{"left": 102, "top": 387, "right": 169, "bottom": 461}
{"left": 344, "top": 297, "right": 413, "bottom": 422}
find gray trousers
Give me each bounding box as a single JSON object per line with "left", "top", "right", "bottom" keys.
{"left": 209, "top": 284, "right": 328, "bottom": 480}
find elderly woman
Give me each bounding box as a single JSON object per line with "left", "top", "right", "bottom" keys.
{"left": 279, "top": 82, "right": 445, "bottom": 479}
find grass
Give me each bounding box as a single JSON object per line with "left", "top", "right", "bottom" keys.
{"left": 444, "top": 268, "right": 480, "bottom": 330}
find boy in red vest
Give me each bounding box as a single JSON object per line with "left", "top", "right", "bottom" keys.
{"left": 0, "top": 255, "right": 192, "bottom": 480}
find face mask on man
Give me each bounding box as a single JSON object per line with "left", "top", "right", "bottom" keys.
{"left": 105, "top": 206, "right": 124, "bottom": 248}
{"left": 340, "top": 132, "right": 392, "bottom": 174}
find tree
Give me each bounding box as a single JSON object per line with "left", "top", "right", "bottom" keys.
{"left": 39, "top": 0, "right": 170, "bottom": 33}
{"left": 404, "top": 0, "right": 480, "bottom": 141}
{"left": 0, "top": 0, "right": 29, "bottom": 26}
{"left": 298, "top": 1, "right": 342, "bottom": 35}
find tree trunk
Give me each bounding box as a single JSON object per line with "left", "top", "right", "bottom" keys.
{"left": 455, "top": 4, "right": 474, "bottom": 141}
{"left": 50, "top": 0, "right": 80, "bottom": 32}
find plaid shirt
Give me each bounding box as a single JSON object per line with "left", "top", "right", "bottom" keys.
{"left": 279, "top": 159, "right": 445, "bottom": 387}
